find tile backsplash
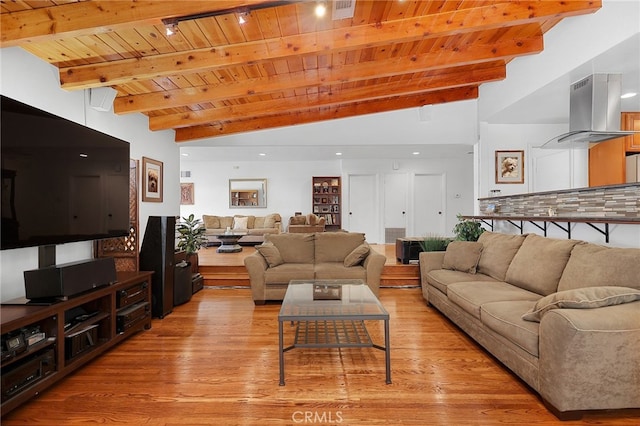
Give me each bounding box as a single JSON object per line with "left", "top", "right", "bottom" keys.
{"left": 479, "top": 184, "right": 640, "bottom": 218}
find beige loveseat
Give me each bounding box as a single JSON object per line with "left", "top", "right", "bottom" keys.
{"left": 202, "top": 214, "right": 282, "bottom": 236}
{"left": 244, "top": 232, "right": 386, "bottom": 304}
{"left": 288, "top": 213, "right": 326, "bottom": 233}
{"left": 420, "top": 231, "right": 640, "bottom": 418}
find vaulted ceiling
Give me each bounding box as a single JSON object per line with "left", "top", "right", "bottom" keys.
{"left": 1, "top": 1, "right": 601, "bottom": 143}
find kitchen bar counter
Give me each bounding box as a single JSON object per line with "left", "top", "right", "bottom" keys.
{"left": 463, "top": 215, "right": 640, "bottom": 243}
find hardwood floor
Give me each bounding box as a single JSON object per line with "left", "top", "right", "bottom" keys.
{"left": 2, "top": 287, "right": 638, "bottom": 425}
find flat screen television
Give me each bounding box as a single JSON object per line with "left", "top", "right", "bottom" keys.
{"left": 1, "top": 95, "right": 130, "bottom": 250}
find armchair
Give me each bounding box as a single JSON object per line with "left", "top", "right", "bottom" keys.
{"left": 288, "top": 213, "right": 326, "bottom": 233}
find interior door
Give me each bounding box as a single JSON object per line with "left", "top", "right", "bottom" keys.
{"left": 413, "top": 173, "right": 445, "bottom": 236}
{"left": 384, "top": 173, "right": 408, "bottom": 242}
{"left": 347, "top": 174, "right": 378, "bottom": 242}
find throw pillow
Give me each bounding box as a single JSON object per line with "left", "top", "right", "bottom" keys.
{"left": 290, "top": 215, "right": 306, "bottom": 225}
{"left": 307, "top": 213, "right": 317, "bottom": 226}
{"left": 344, "top": 243, "right": 370, "bottom": 267}
{"left": 442, "top": 241, "right": 483, "bottom": 274}
{"left": 233, "top": 216, "right": 248, "bottom": 230}
{"left": 521, "top": 286, "right": 640, "bottom": 322}
{"left": 256, "top": 243, "right": 284, "bottom": 267}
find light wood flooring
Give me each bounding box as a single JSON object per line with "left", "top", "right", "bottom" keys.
{"left": 2, "top": 285, "right": 638, "bottom": 425}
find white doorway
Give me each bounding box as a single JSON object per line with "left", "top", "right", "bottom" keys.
{"left": 413, "top": 173, "right": 445, "bottom": 237}
{"left": 384, "top": 173, "right": 408, "bottom": 243}
{"left": 346, "top": 174, "right": 379, "bottom": 242}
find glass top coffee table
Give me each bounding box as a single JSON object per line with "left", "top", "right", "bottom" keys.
{"left": 278, "top": 279, "right": 391, "bottom": 385}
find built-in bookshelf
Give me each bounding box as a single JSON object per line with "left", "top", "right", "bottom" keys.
{"left": 312, "top": 176, "right": 341, "bottom": 230}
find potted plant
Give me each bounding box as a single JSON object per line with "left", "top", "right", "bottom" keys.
{"left": 419, "top": 234, "right": 452, "bottom": 252}
{"left": 452, "top": 214, "right": 485, "bottom": 241}
{"left": 176, "top": 214, "right": 208, "bottom": 274}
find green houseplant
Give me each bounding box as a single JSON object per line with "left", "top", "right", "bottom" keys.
{"left": 176, "top": 214, "right": 208, "bottom": 273}
{"left": 419, "top": 234, "right": 452, "bottom": 252}
{"left": 452, "top": 214, "right": 485, "bottom": 241}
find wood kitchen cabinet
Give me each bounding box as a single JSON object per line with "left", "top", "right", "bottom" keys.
{"left": 588, "top": 112, "right": 640, "bottom": 186}
{"left": 622, "top": 112, "right": 640, "bottom": 152}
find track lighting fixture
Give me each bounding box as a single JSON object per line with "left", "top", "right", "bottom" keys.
{"left": 163, "top": 19, "right": 178, "bottom": 36}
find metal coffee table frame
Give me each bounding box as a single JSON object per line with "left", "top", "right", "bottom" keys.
{"left": 278, "top": 279, "right": 391, "bottom": 385}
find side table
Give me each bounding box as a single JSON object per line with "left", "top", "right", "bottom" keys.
{"left": 216, "top": 233, "right": 245, "bottom": 253}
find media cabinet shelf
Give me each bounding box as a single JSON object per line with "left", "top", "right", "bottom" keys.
{"left": 1, "top": 271, "right": 153, "bottom": 416}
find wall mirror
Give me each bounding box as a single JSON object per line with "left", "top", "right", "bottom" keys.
{"left": 229, "top": 178, "right": 267, "bottom": 208}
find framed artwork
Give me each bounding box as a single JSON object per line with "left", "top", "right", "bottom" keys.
{"left": 180, "top": 183, "right": 194, "bottom": 205}
{"left": 495, "top": 150, "right": 524, "bottom": 184}
{"left": 142, "top": 157, "right": 163, "bottom": 202}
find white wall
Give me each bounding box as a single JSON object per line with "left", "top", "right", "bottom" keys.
{"left": 0, "top": 47, "right": 180, "bottom": 302}
{"left": 180, "top": 154, "right": 475, "bottom": 244}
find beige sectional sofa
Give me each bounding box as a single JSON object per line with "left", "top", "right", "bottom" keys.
{"left": 202, "top": 214, "right": 282, "bottom": 236}
{"left": 244, "top": 232, "right": 386, "bottom": 304}
{"left": 420, "top": 231, "right": 640, "bottom": 418}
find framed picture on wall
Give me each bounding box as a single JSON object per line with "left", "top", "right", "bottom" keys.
{"left": 180, "top": 183, "right": 194, "bottom": 205}
{"left": 142, "top": 157, "right": 163, "bottom": 202}
{"left": 495, "top": 150, "right": 524, "bottom": 184}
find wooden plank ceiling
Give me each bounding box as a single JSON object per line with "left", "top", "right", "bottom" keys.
{"left": 1, "top": 1, "right": 601, "bottom": 143}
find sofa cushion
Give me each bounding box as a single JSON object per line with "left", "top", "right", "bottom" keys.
{"left": 202, "top": 215, "right": 220, "bottom": 229}
{"left": 290, "top": 215, "right": 306, "bottom": 225}
{"left": 426, "top": 270, "right": 497, "bottom": 295}
{"left": 344, "top": 244, "right": 370, "bottom": 267}
{"left": 315, "top": 232, "right": 365, "bottom": 263}
{"left": 255, "top": 243, "right": 284, "bottom": 267}
{"left": 505, "top": 234, "right": 580, "bottom": 296}
{"left": 264, "top": 263, "right": 315, "bottom": 283}
{"left": 521, "top": 286, "right": 640, "bottom": 322}
{"left": 254, "top": 216, "right": 265, "bottom": 228}
{"left": 481, "top": 301, "right": 540, "bottom": 357}
{"left": 265, "top": 233, "right": 314, "bottom": 263}
{"left": 264, "top": 213, "right": 281, "bottom": 228}
{"left": 315, "top": 263, "right": 366, "bottom": 280}
{"left": 442, "top": 241, "right": 483, "bottom": 274}
{"left": 476, "top": 232, "right": 527, "bottom": 281}
{"left": 233, "top": 216, "right": 248, "bottom": 230}
{"left": 219, "top": 216, "right": 234, "bottom": 229}
{"left": 447, "top": 281, "right": 541, "bottom": 319}
{"left": 557, "top": 243, "right": 640, "bottom": 291}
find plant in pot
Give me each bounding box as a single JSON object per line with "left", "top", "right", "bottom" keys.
{"left": 176, "top": 214, "right": 208, "bottom": 274}
{"left": 419, "top": 234, "right": 452, "bottom": 252}
{"left": 452, "top": 214, "right": 485, "bottom": 241}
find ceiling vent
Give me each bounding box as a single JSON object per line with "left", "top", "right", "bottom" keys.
{"left": 332, "top": 0, "right": 356, "bottom": 20}
{"left": 180, "top": 171, "right": 191, "bottom": 178}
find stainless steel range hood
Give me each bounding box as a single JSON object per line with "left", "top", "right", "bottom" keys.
{"left": 542, "top": 74, "right": 636, "bottom": 148}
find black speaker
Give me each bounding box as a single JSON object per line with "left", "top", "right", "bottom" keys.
{"left": 139, "top": 216, "right": 176, "bottom": 318}
{"left": 24, "top": 257, "right": 116, "bottom": 300}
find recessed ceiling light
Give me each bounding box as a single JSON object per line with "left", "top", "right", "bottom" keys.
{"left": 335, "top": 152, "right": 342, "bottom": 156}
{"left": 79, "top": 153, "right": 88, "bottom": 158}
{"left": 315, "top": 1, "right": 327, "bottom": 17}
{"left": 181, "top": 153, "right": 189, "bottom": 157}
{"left": 412, "top": 151, "right": 420, "bottom": 155}
{"left": 259, "top": 153, "right": 266, "bottom": 156}
{"left": 621, "top": 92, "right": 637, "bottom": 99}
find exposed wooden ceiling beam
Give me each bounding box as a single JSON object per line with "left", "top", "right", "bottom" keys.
{"left": 0, "top": 1, "right": 274, "bottom": 47}
{"left": 115, "top": 61, "right": 505, "bottom": 114}
{"left": 174, "top": 86, "right": 478, "bottom": 141}
{"left": 58, "top": 1, "right": 596, "bottom": 90}
{"left": 150, "top": 64, "right": 506, "bottom": 130}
